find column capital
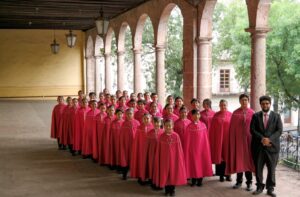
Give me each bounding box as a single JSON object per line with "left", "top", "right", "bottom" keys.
{"left": 155, "top": 44, "right": 166, "bottom": 52}
{"left": 117, "top": 51, "right": 125, "bottom": 56}
{"left": 195, "top": 37, "right": 212, "bottom": 44}
{"left": 132, "top": 48, "right": 142, "bottom": 54}
{"left": 85, "top": 55, "right": 95, "bottom": 60}
{"left": 104, "top": 52, "right": 111, "bottom": 57}
{"left": 94, "top": 55, "right": 103, "bottom": 59}
{"left": 245, "top": 27, "right": 271, "bottom": 38}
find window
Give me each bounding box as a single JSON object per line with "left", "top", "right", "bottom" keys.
{"left": 220, "top": 69, "right": 230, "bottom": 92}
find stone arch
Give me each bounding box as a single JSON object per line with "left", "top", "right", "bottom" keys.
{"left": 134, "top": 13, "right": 153, "bottom": 50}
{"left": 94, "top": 35, "right": 104, "bottom": 56}
{"left": 86, "top": 36, "right": 94, "bottom": 58}
{"left": 117, "top": 22, "right": 131, "bottom": 51}
{"left": 104, "top": 27, "right": 115, "bottom": 54}
{"left": 246, "top": 0, "right": 271, "bottom": 29}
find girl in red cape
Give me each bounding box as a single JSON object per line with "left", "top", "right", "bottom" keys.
{"left": 117, "top": 96, "right": 128, "bottom": 112}
{"left": 163, "top": 104, "right": 179, "bottom": 122}
{"left": 130, "top": 113, "right": 153, "bottom": 185}
{"left": 73, "top": 98, "right": 90, "bottom": 154}
{"left": 149, "top": 102, "right": 162, "bottom": 118}
{"left": 146, "top": 116, "right": 164, "bottom": 189}
{"left": 82, "top": 100, "right": 100, "bottom": 159}
{"left": 226, "top": 94, "right": 255, "bottom": 191}
{"left": 100, "top": 105, "right": 115, "bottom": 166}
{"left": 174, "top": 106, "right": 191, "bottom": 143}
{"left": 183, "top": 109, "right": 213, "bottom": 187}
{"left": 93, "top": 103, "right": 106, "bottom": 161}
{"left": 134, "top": 100, "right": 148, "bottom": 124}
{"left": 162, "top": 95, "right": 174, "bottom": 116}
{"left": 200, "top": 98, "right": 215, "bottom": 131}
{"left": 209, "top": 100, "right": 232, "bottom": 182}
{"left": 69, "top": 98, "right": 79, "bottom": 155}
{"left": 153, "top": 119, "right": 187, "bottom": 196}
{"left": 187, "top": 98, "right": 200, "bottom": 121}
{"left": 119, "top": 108, "right": 140, "bottom": 180}
{"left": 51, "top": 96, "right": 66, "bottom": 149}
{"left": 109, "top": 109, "right": 124, "bottom": 169}
{"left": 58, "top": 96, "right": 73, "bottom": 149}
{"left": 173, "top": 96, "right": 184, "bottom": 116}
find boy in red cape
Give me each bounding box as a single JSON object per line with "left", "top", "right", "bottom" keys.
{"left": 162, "top": 104, "right": 179, "bottom": 122}
{"left": 130, "top": 113, "right": 153, "bottom": 185}
{"left": 69, "top": 98, "right": 79, "bottom": 155}
{"left": 187, "top": 98, "right": 200, "bottom": 121}
{"left": 93, "top": 103, "right": 106, "bottom": 161}
{"left": 226, "top": 94, "right": 255, "bottom": 191}
{"left": 174, "top": 106, "right": 191, "bottom": 143}
{"left": 100, "top": 105, "right": 115, "bottom": 166}
{"left": 119, "top": 108, "right": 140, "bottom": 180}
{"left": 149, "top": 102, "right": 162, "bottom": 118}
{"left": 209, "top": 99, "right": 232, "bottom": 182}
{"left": 153, "top": 119, "right": 187, "bottom": 196}
{"left": 146, "top": 116, "right": 164, "bottom": 189}
{"left": 82, "top": 100, "right": 100, "bottom": 159}
{"left": 134, "top": 100, "right": 148, "bottom": 124}
{"left": 183, "top": 109, "right": 213, "bottom": 187}
{"left": 200, "top": 98, "right": 215, "bottom": 131}
{"left": 58, "top": 96, "right": 73, "bottom": 150}
{"left": 73, "top": 98, "right": 90, "bottom": 154}
{"left": 51, "top": 96, "right": 66, "bottom": 149}
{"left": 110, "top": 109, "right": 124, "bottom": 170}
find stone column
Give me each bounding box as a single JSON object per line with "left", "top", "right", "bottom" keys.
{"left": 155, "top": 45, "right": 166, "bottom": 106}
{"left": 196, "top": 37, "right": 212, "bottom": 104}
{"left": 85, "top": 56, "right": 96, "bottom": 94}
{"left": 104, "top": 53, "right": 112, "bottom": 94}
{"left": 95, "top": 55, "right": 102, "bottom": 96}
{"left": 133, "top": 48, "right": 142, "bottom": 93}
{"left": 117, "top": 51, "right": 125, "bottom": 91}
{"left": 246, "top": 28, "right": 269, "bottom": 111}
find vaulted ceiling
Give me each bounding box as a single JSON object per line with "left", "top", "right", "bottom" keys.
{"left": 0, "top": 0, "right": 198, "bottom": 30}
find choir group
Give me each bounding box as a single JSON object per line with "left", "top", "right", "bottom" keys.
{"left": 50, "top": 89, "right": 256, "bottom": 196}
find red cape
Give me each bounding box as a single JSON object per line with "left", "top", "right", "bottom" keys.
{"left": 110, "top": 119, "right": 124, "bottom": 166}
{"left": 130, "top": 123, "right": 154, "bottom": 180}
{"left": 163, "top": 113, "right": 179, "bottom": 122}
{"left": 200, "top": 109, "right": 215, "bottom": 131}
{"left": 209, "top": 111, "right": 232, "bottom": 164}
{"left": 119, "top": 119, "right": 140, "bottom": 167}
{"left": 134, "top": 109, "right": 149, "bottom": 124}
{"left": 73, "top": 107, "right": 90, "bottom": 151}
{"left": 51, "top": 104, "right": 66, "bottom": 139}
{"left": 82, "top": 109, "right": 100, "bottom": 155}
{"left": 58, "top": 106, "right": 73, "bottom": 145}
{"left": 146, "top": 128, "right": 164, "bottom": 180}
{"left": 99, "top": 115, "right": 115, "bottom": 164}
{"left": 69, "top": 106, "right": 79, "bottom": 146}
{"left": 149, "top": 110, "right": 162, "bottom": 118}
{"left": 183, "top": 121, "right": 213, "bottom": 178}
{"left": 226, "top": 108, "right": 255, "bottom": 175}
{"left": 153, "top": 132, "right": 187, "bottom": 188}
{"left": 174, "top": 118, "right": 191, "bottom": 143}
{"left": 93, "top": 112, "right": 106, "bottom": 160}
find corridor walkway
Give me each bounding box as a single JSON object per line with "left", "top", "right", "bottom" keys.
{"left": 0, "top": 100, "right": 299, "bottom": 197}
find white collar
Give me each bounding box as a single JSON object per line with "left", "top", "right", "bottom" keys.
{"left": 262, "top": 110, "right": 271, "bottom": 116}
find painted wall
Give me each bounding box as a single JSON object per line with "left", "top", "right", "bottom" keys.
{"left": 0, "top": 29, "right": 84, "bottom": 98}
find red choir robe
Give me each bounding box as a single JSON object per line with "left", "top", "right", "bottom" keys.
{"left": 174, "top": 118, "right": 191, "bottom": 143}
{"left": 149, "top": 110, "right": 162, "bottom": 118}
{"left": 58, "top": 106, "right": 73, "bottom": 146}
{"left": 82, "top": 109, "right": 100, "bottom": 156}
{"left": 163, "top": 113, "right": 179, "bottom": 122}
{"left": 146, "top": 102, "right": 162, "bottom": 113}
{"left": 200, "top": 109, "right": 216, "bottom": 131}
{"left": 146, "top": 128, "right": 164, "bottom": 180}
{"left": 73, "top": 106, "right": 90, "bottom": 151}
{"left": 69, "top": 106, "right": 79, "bottom": 146}
{"left": 187, "top": 109, "right": 197, "bottom": 121}
{"left": 183, "top": 121, "right": 213, "bottom": 179}
{"left": 173, "top": 106, "right": 181, "bottom": 117}
{"left": 226, "top": 107, "right": 255, "bottom": 175}
{"left": 153, "top": 131, "right": 187, "bottom": 188}
{"left": 134, "top": 109, "right": 149, "bottom": 124}
{"left": 51, "top": 103, "right": 66, "bottom": 139}
{"left": 100, "top": 115, "right": 115, "bottom": 164}
{"left": 130, "top": 123, "right": 154, "bottom": 180}
{"left": 93, "top": 112, "right": 106, "bottom": 160}
{"left": 110, "top": 118, "right": 124, "bottom": 166}
{"left": 209, "top": 111, "right": 232, "bottom": 164}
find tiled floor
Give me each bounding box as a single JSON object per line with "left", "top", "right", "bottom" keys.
{"left": 0, "top": 100, "right": 299, "bottom": 197}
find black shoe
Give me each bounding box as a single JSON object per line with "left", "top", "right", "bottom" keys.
{"left": 246, "top": 184, "right": 253, "bottom": 191}
{"left": 190, "top": 179, "right": 196, "bottom": 187}
{"left": 253, "top": 188, "right": 264, "bottom": 195}
{"left": 226, "top": 176, "right": 232, "bottom": 182}
{"left": 267, "top": 189, "right": 276, "bottom": 197}
{"left": 233, "top": 183, "right": 242, "bottom": 189}
{"left": 170, "top": 190, "right": 175, "bottom": 196}
{"left": 219, "top": 176, "right": 225, "bottom": 182}
{"left": 196, "top": 178, "right": 203, "bottom": 187}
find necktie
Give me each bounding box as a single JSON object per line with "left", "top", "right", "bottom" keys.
{"left": 264, "top": 113, "right": 268, "bottom": 129}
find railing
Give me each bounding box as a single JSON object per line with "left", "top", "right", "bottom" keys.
{"left": 280, "top": 129, "right": 300, "bottom": 171}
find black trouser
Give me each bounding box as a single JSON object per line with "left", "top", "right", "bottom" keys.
{"left": 122, "top": 166, "right": 129, "bottom": 179}
{"left": 253, "top": 150, "right": 278, "bottom": 190}
{"left": 236, "top": 171, "right": 252, "bottom": 185}
{"left": 165, "top": 185, "right": 175, "bottom": 194}
{"left": 215, "top": 161, "right": 226, "bottom": 177}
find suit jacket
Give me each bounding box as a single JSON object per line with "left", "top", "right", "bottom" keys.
{"left": 250, "top": 111, "right": 283, "bottom": 156}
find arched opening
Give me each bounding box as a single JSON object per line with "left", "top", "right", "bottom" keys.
{"left": 94, "top": 35, "right": 104, "bottom": 95}
{"left": 86, "top": 36, "right": 95, "bottom": 94}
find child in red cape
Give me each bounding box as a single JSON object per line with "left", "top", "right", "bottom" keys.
{"left": 51, "top": 96, "right": 66, "bottom": 149}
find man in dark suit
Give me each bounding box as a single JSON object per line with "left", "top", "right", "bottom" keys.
{"left": 250, "top": 96, "right": 282, "bottom": 197}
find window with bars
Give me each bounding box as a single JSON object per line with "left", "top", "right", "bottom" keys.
{"left": 220, "top": 69, "right": 230, "bottom": 92}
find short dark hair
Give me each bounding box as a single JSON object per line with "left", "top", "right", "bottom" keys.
{"left": 203, "top": 98, "right": 212, "bottom": 108}
{"left": 239, "top": 94, "right": 249, "bottom": 101}
{"left": 259, "top": 95, "right": 271, "bottom": 104}
{"left": 191, "top": 109, "right": 200, "bottom": 115}
{"left": 190, "top": 98, "right": 199, "bottom": 104}
{"left": 115, "top": 108, "right": 124, "bottom": 114}
{"left": 137, "top": 99, "right": 146, "bottom": 105}
{"left": 179, "top": 106, "right": 187, "bottom": 112}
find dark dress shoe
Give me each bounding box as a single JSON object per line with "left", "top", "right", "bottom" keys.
{"left": 246, "top": 184, "right": 253, "bottom": 191}
{"left": 219, "top": 176, "right": 225, "bottom": 182}
{"left": 233, "top": 183, "right": 242, "bottom": 189}
{"left": 252, "top": 188, "right": 264, "bottom": 195}
{"left": 226, "top": 176, "right": 232, "bottom": 182}
{"left": 196, "top": 178, "right": 203, "bottom": 187}
{"left": 267, "top": 189, "right": 276, "bottom": 197}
